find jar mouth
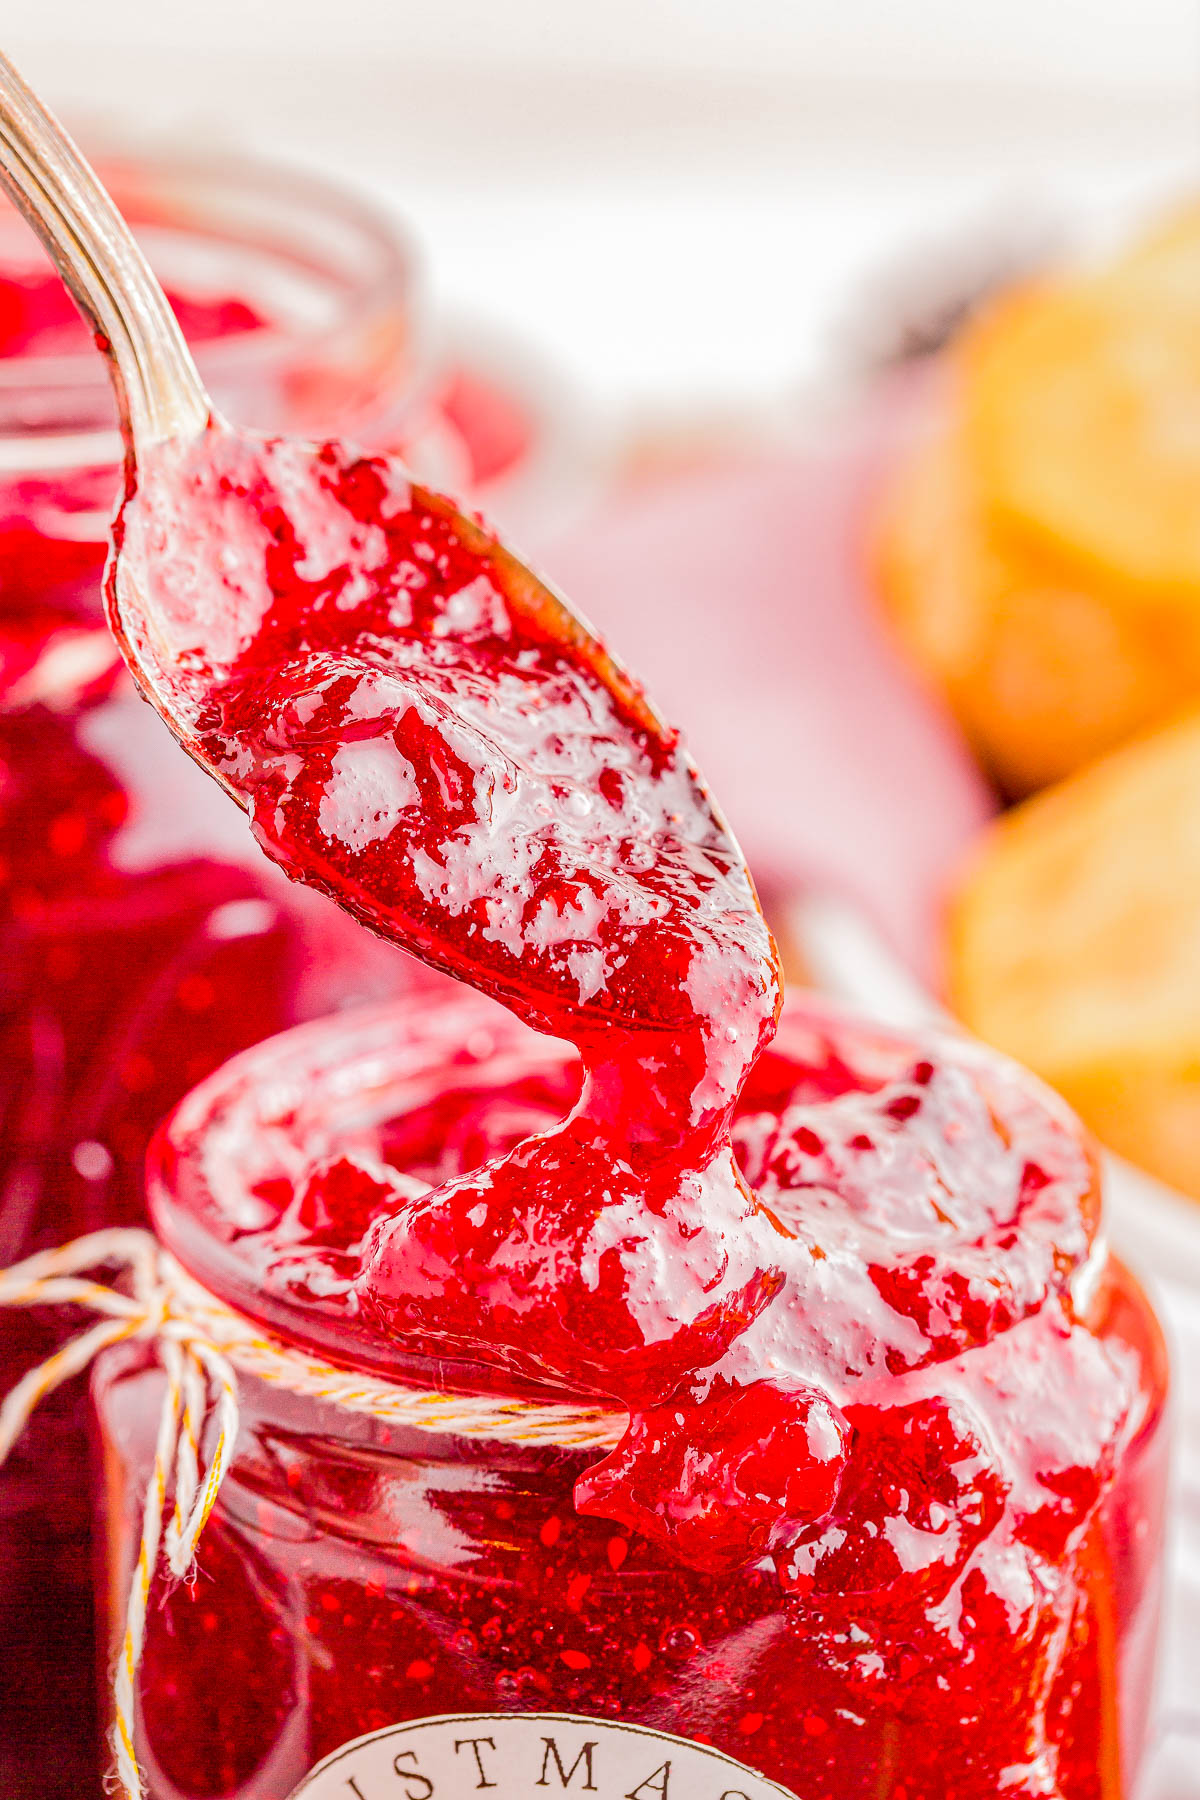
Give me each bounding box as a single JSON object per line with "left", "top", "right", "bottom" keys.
{"left": 0, "top": 140, "right": 431, "bottom": 466}
{"left": 149, "top": 986, "right": 1104, "bottom": 1396}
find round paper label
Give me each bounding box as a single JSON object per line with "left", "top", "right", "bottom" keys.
{"left": 287, "top": 1710, "right": 798, "bottom": 1800}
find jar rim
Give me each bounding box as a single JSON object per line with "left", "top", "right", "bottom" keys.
{"left": 0, "top": 138, "right": 431, "bottom": 469}
{"left": 147, "top": 986, "right": 1104, "bottom": 1390}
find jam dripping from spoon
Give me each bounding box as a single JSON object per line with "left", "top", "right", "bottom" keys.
{"left": 114, "top": 422, "right": 788, "bottom": 1424}
{"left": 0, "top": 53, "right": 864, "bottom": 1571}
{"left": 0, "top": 56, "right": 1108, "bottom": 1588}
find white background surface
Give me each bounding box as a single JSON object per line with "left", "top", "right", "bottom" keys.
{"left": 7, "top": 2, "right": 1200, "bottom": 414}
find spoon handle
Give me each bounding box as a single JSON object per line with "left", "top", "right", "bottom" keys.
{"left": 0, "top": 50, "right": 210, "bottom": 450}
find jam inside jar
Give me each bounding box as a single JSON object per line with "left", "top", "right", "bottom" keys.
{"left": 0, "top": 148, "right": 440, "bottom": 1796}
{"left": 93, "top": 988, "right": 1168, "bottom": 1800}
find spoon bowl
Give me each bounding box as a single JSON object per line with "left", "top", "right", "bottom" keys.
{"left": 0, "top": 51, "right": 780, "bottom": 1047}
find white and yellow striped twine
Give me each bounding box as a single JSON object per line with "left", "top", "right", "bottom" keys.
{"left": 0, "top": 1227, "right": 623, "bottom": 1799}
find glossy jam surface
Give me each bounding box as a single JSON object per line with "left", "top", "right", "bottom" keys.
{"left": 115, "top": 421, "right": 1141, "bottom": 1592}
{"left": 132, "top": 992, "right": 1167, "bottom": 1800}
{"left": 97, "top": 383, "right": 1166, "bottom": 1792}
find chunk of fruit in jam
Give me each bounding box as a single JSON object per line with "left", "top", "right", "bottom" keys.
{"left": 576, "top": 1375, "right": 851, "bottom": 1570}
{"left": 776, "top": 1397, "right": 1006, "bottom": 1604}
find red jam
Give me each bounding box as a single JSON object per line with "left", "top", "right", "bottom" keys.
{"left": 91, "top": 410, "right": 1167, "bottom": 1795}
{"left": 97, "top": 989, "right": 1166, "bottom": 1799}
{"left": 112, "top": 422, "right": 793, "bottom": 1562}
{"left": 436, "top": 366, "right": 537, "bottom": 488}
{"left": 0, "top": 258, "right": 265, "bottom": 357}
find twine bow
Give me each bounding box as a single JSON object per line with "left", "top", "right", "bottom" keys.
{"left": 0, "top": 1229, "right": 237, "bottom": 1798}
{"left": 0, "top": 1227, "right": 623, "bottom": 1798}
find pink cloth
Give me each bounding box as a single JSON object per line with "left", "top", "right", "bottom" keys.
{"left": 539, "top": 396, "right": 992, "bottom": 984}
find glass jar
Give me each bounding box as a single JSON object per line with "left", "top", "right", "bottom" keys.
{"left": 0, "top": 146, "right": 446, "bottom": 1796}
{"left": 92, "top": 991, "right": 1169, "bottom": 1800}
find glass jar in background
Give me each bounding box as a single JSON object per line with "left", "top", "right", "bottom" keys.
{"left": 0, "top": 145, "right": 464, "bottom": 1799}
{"left": 92, "top": 992, "right": 1169, "bottom": 1800}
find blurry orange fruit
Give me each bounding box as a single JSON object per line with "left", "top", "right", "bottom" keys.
{"left": 875, "top": 204, "right": 1200, "bottom": 793}
{"left": 875, "top": 424, "right": 1194, "bottom": 793}
{"left": 966, "top": 251, "right": 1200, "bottom": 594}
{"left": 949, "top": 709, "right": 1200, "bottom": 1198}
